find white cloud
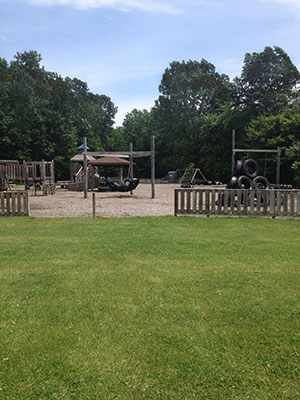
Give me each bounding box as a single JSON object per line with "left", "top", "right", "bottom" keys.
{"left": 264, "top": 0, "right": 300, "bottom": 14}
{"left": 25, "top": 0, "right": 183, "bottom": 14}
{"left": 218, "top": 58, "right": 243, "bottom": 79}
{"left": 275, "top": 0, "right": 300, "bottom": 8}
{"left": 114, "top": 96, "right": 155, "bottom": 126}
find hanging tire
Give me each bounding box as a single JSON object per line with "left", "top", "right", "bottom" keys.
{"left": 121, "top": 178, "right": 131, "bottom": 187}
{"left": 227, "top": 176, "right": 238, "bottom": 189}
{"left": 243, "top": 159, "right": 259, "bottom": 179}
{"left": 253, "top": 175, "right": 270, "bottom": 189}
{"left": 233, "top": 160, "right": 244, "bottom": 177}
{"left": 237, "top": 175, "right": 255, "bottom": 189}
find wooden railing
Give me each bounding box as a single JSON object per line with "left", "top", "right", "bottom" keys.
{"left": 0, "top": 191, "right": 29, "bottom": 216}
{"left": 0, "top": 164, "right": 24, "bottom": 180}
{"left": 174, "top": 188, "right": 300, "bottom": 218}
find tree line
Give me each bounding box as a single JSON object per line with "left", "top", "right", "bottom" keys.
{"left": 1, "top": 47, "right": 300, "bottom": 185}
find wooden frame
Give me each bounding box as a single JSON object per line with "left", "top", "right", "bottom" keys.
{"left": 83, "top": 136, "right": 156, "bottom": 199}
{"left": 232, "top": 129, "right": 281, "bottom": 185}
{"left": 0, "top": 160, "right": 55, "bottom": 195}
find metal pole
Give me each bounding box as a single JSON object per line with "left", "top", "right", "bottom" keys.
{"left": 151, "top": 135, "right": 155, "bottom": 199}
{"left": 232, "top": 129, "right": 236, "bottom": 173}
{"left": 83, "top": 136, "right": 88, "bottom": 198}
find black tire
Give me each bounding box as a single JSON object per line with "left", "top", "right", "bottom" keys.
{"left": 243, "top": 159, "right": 259, "bottom": 179}
{"left": 237, "top": 175, "right": 255, "bottom": 189}
{"left": 233, "top": 160, "right": 244, "bottom": 177}
{"left": 226, "top": 176, "right": 238, "bottom": 189}
{"left": 253, "top": 175, "right": 270, "bottom": 189}
{"left": 121, "top": 178, "right": 132, "bottom": 187}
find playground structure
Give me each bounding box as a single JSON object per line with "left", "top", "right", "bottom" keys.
{"left": 177, "top": 168, "right": 207, "bottom": 185}
{"left": 69, "top": 136, "right": 156, "bottom": 198}
{"left": 232, "top": 129, "right": 281, "bottom": 185}
{"left": 69, "top": 156, "right": 132, "bottom": 189}
{"left": 0, "top": 160, "right": 55, "bottom": 195}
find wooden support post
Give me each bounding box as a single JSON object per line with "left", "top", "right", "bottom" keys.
{"left": 42, "top": 159, "right": 47, "bottom": 195}
{"left": 83, "top": 137, "right": 88, "bottom": 198}
{"left": 119, "top": 167, "right": 124, "bottom": 181}
{"left": 23, "top": 160, "right": 27, "bottom": 190}
{"left": 232, "top": 129, "right": 235, "bottom": 173}
{"left": 51, "top": 160, "right": 55, "bottom": 182}
{"left": 92, "top": 193, "right": 96, "bottom": 217}
{"left": 276, "top": 147, "right": 281, "bottom": 186}
{"left": 151, "top": 135, "right": 155, "bottom": 199}
{"left": 24, "top": 191, "right": 30, "bottom": 216}
{"left": 129, "top": 142, "right": 133, "bottom": 195}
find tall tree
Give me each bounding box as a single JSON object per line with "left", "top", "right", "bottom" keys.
{"left": 153, "top": 59, "right": 233, "bottom": 176}
{"left": 0, "top": 51, "right": 117, "bottom": 179}
{"left": 246, "top": 107, "right": 300, "bottom": 184}
{"left": 234, "top": 46, "right": 300, "bottom": 116}
{"left": 121, "top": 109, "right": 154, "bottom": 176}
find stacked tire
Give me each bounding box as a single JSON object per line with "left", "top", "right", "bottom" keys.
{"left": 227, "top": 159, "right": 270, "bottom": 190}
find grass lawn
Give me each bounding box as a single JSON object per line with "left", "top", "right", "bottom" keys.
{"left": 1, "top": 216, "right": 300, "bottom": 399}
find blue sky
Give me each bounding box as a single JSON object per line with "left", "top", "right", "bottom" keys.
{"left": 1, "top": 0, "right": 300, "bottom": 125}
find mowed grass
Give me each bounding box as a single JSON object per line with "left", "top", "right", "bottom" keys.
{"left": 1, "top": 217, "right": 300, "bottom": 399}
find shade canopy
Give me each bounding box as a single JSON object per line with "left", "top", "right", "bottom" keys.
{"left": 70, "top": 154, "right": 95, "bottom": 162}
{"left": 88, "top": 157, "right": 131, "bottom": 167}
{"left": 77, "top": 144, "right": 90, "bottom": 151}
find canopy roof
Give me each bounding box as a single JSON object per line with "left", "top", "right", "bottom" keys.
{"left": 88, "top": 157, "right": 130, "bottom": 167}
{"left": 77, "top": 144, "right": 90, "bottom": 151}
{"left": 70, "top": 154, "right": 95, "bottom": 162}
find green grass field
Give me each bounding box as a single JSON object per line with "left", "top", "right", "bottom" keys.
{"left": 1, "top": 217, "right": 300, "bottom": 399}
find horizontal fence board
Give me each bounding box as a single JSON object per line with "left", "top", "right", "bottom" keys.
{"left": 175, "top": 188, "right": 300, "bottom": 218}
{"left": 0, "top": 191, "right": 29, "bottom": 216}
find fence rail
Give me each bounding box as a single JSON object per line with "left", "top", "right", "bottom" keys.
{"left": 0, "top": 191, "right": 29, "bottom": 216}
{"left": 174, "top": 188, "right": 300, "bottom": 218}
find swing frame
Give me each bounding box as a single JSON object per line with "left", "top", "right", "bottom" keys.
{"left": 231, "top": 129, "right": 281, "bottom": 185}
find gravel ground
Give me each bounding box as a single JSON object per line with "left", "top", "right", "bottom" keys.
{"left": 29, "top": 184, "right": 177, "bottom": 218}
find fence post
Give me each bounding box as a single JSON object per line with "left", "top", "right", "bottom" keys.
{"left": 92, "top": 193, "right": 96, "bottom": 217}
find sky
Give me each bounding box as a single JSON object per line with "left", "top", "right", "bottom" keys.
{"left": 1, "top": 0, "right": 300, "bottom": 126}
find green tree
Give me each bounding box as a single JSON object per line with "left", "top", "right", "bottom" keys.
{"left": 246, "top": 107, "right": 300, "bottom": 185}
{"left": 234, "top": 46, "right": 300, "bottom": 116}
{"left": 121, "top": 109, "right": 154, "bottom": 177}
{"left": 0, "top": 51, "right": 117, "bottom": 179}
{"left": 153, "top": 59, "right": 233, "bottom": 176}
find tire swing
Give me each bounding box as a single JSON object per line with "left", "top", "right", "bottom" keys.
{"left": 253, "top": 176, "right": 270, "bottom": 190}
{"left": 233, "top": 160, "right": 244, "bottom": 177}
{"left": 121, "top": 178, "right": 132, "bottom": 187}
{"left": 227, "top": 176, "right": 238, "bottom": 189}
{"left": 243, "top": 159, "right": 259, "bottom": 179}
{"left": 237, "top": 175, "right": 256, "bottom": 189}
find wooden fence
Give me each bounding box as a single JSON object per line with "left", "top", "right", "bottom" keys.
{"left": 174, "top": 188, "right": 300, "bottom": 218}
{"left": 0, "top": 191, "right": 29, "bottom": 216}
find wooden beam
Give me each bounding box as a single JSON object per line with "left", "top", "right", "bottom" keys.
{"left": 87, "top": 151, "right": 152, "bottom": 158}
{"left": 0, "top": 160, "right": 19, "bottom": 164}
{"left": 233, "top": 149, "right": 280, "bottom": 154}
